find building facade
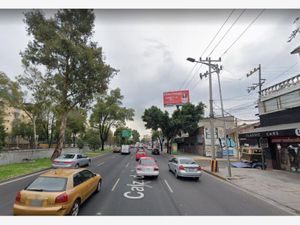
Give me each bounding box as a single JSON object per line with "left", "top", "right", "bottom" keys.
{"left": 239, "top": 74, "right": 300, "bottom": 172}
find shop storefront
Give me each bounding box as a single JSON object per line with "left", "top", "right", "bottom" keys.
{"left": 239, "top": 123, "right": 300, "bottom": 172}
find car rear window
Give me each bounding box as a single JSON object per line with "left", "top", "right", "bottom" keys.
{"left": 26, "top": 176, "right": 67, "bottom": 192}
{"left": 58, "top": 154, "right": 75, "bottom": 159}
{"left": 179, "top": 159, "right": 196, "bottom": 165}
{"left": 140, "top": 159, "right": 155, "bottom": 165}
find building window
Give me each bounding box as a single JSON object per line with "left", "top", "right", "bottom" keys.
{"left": 280, "top": 90, "right": 300, "bottom": 109}
{"left": 263, "top": 97, "right": 279, "bottom": 113}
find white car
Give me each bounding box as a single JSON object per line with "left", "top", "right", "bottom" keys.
{"left": 121, "top": 145, "right": 130, "bottom": 154}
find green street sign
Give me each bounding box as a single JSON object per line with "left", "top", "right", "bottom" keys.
{"left": 121, "top": 129, "right": 132, "bottom": 138}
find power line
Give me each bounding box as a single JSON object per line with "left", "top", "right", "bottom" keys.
{"left": 263, "top": 61, "right": 300, "bottom": 87}
{"left": 208, "top": 9, "right": 246, "bottom": 57}
{"left": 221, "top": 9, "right": 265, "bottom": 57}
{"left": 180, "top": 63, "right": 198, "bottom": 89}
{"left": 185, "top": 10, "right": 236, "bottom": 91}
{"left": 201, "top": 9, "right": 236, "bottom": 58}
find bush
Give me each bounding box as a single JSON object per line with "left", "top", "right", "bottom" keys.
{"left": 77, "top": 138, "right": 85, "bottom": 149}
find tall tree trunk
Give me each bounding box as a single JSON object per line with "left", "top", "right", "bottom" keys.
{"left": 48, "top": 114, "right": 55, "bottom": 148}
{"left": 101, "top": 139, "right": 104, "bottom": 151}
{"left": 158, "top": 136, "right": 163, "bottom": 153}
{"left": 51, "top": 114, "right": 67, "bottom": 160}
{"left": 33, "top": 115, "right": 37, "bottom": 149}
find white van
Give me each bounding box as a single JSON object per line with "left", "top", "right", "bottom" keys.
{"left": 121, "top": 145, "right": 130, "bottom": 154}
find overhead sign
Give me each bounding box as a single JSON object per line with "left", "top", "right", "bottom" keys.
{"left": 122, "top": 130, "right": 132, "bottom": 138}
{"left": 163, "top": 90, "right": 190, "bottom": 107}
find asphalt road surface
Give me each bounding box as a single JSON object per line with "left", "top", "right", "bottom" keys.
{"left": 0, "top": 150, "right": 291, "bottom": 215}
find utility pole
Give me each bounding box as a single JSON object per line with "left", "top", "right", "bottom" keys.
{"left": 196, "top": 57, "right": 221, "bottom": 172}
{"left": 246, "top": 64, "right": 266, "bottom": 169}
{"left": 216, "top": 66, "right": 232, "bottom": 177}
{"left": 246, "top": 64, "right": 265, "bottom": 100}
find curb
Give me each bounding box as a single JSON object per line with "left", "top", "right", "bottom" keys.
{"left": 0, "top": 152, "right": 111, "bottom": 185}
{"left": 203, "top": 169, "right": 299, "bottom": 215}
{"left": 0, "top": 167, "right": 52, "bottom": 185}
{"left": 203, "top": 169, "right": 228, "bottom": 181}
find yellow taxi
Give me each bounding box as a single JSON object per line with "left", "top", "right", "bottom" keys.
{"left": 13, "top": 168, "right": 102, "bottom": 216}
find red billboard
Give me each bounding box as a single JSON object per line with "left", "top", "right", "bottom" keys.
{"left": 163, "top": 90, "right": 190, "bottom": 107}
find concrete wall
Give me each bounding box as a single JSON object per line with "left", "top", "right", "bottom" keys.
{"left": 0, "top": 148, "right": 82, "bottom": 165}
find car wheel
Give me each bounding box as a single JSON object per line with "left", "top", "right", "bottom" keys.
{"left": 95, "top": 180, "right": 102, "bottom": 193}
{"left": 154, "top": 176, "right": 158, "bottom": 179}
{"left": 75, "top": 164, "right": 79, "bottom": 169}
{"left": 70, "top": 199, "right": 80, "bottom": 216}
{"left": 168, "top": 165, "right": 171, "bottom": 172}
{"left": 255, "top": 165, "right": 262, "bottom": 170}
{"left": 87, "top": 160, "right": 91, "bottom": 167}
{"left": 175, "top": 170, "right": 179, "bottom": 179}
{"left": 194, "top": 177, "right": 200, "bottom": 181}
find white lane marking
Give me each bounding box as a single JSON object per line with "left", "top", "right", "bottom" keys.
{"left": 164, "top": 179, "right": 174, "bottom": 193}
{"left": 97, "top": 162, "right": 105, "bottom": 167}
{"left": 125, "top": 162, "right": 129, "bottom": 168}
{"left": 111, "top": 178, "right": 120, "bottom": 191}
{"left": 0, "top": 169, "right": 48, "bottom": 186}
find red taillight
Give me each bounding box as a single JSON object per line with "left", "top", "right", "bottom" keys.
{"left": 179, "top": 165, "right": 185, "bottom": 170}
{"left": 55, "top": 192, "right": 68, "bottom": 203}
{"left": 154, "top": 167, "right": 159, "bottom": 171}
{"left": 63, "top": 161, "right": 72, "bottom": 164}
{"left": 197, "top": 166, "right": 202, "bottom": 171}
{"left": 15, "top": 191, "right": 21, "bottom": 203}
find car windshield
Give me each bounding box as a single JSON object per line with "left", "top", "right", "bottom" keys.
{"left": 140, "top": 159, "right": 155, "bottom": 165}
{"left": 26, "top": 176, "right": 67, "bottom": 192}
{"left": 58, "top": 154, "right": 75, "bottom": 159}
{"left": 137, "top": 150, "right": 145, "bottom": 154}
{"left": 179, "top": 159, "right": 196, "bottom": 165}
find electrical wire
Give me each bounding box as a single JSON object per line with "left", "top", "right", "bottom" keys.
{"left": 221, "top": 9, "right": 265, "bottom": 57}
{"left": 180, "top": 63, "right": 198, "bottom": 90}
{"left": 208, "top": 9, "right": 246, "bottom": 57}
{"left": 184, "top": 10, "right": 236, "bottom": 91}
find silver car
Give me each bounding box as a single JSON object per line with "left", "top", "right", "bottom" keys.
{"left": 168, "top": 157, "right": 202, "bottom": 180}
{"left": 52, "top": 153, "right": 91, "bottom": 168}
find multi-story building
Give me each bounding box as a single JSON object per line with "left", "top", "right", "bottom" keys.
{"left": 175, "top": 116, "right": 237, "bottom": 157}
{"left": 239, "top": 74, "right": 300, "bottom": 171}
{"left": 0, "top": 99, "right": 31, "bottom": 146}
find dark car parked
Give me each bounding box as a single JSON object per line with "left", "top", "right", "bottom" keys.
{"left": 152, "top": 148, "right": 160, "bottom": 155}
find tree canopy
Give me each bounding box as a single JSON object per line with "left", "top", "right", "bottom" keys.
{"left": 19, "top": 10, "right": 117, "bottom": 159}
{"left": 90, "top": 88, "right": 134, "bottom": 150}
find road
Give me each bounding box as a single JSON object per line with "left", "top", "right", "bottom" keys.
{"left": 0, "top": 150, "right": 291, "bottom": 215}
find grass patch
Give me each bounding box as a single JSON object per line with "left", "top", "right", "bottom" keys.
{"left": 0, "top": 158, "right": 52, "bottom": 182}
{"left": 84, "top": 148, "right": 112, "bottom": 158}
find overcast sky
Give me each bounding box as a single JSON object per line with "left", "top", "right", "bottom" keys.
{"left": 1, "top": 9, "right": 300, "bottom": 136}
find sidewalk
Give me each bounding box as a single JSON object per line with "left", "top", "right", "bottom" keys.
{"left": 193, "top": 156, "right": 300, "bottom": 214}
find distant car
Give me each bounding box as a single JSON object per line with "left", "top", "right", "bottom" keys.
{"left": 231, "top": 160, "right": 267, "bottom": 169}
{"left": 113, "top": 147, "right": 121, "bottom": 153}
{"left": 168, "top": 157, "right": 202, "bottom": 180}
{"left": 151, "top": 148, "right": 160, "bottom": 155}
{"left": 13, "top": 168, "right": 102, "bottom": 216}
{"left": 52, "top": 154, "right": 91, "bottom": 168}
{"left": 136, "top": 157, "right": 159, "bottom": 178}
{"left": 121, "top": 145, "right": 130, "bottom": 154}
{"left": 136, "top": 149, "right": 147, "bottom": 161}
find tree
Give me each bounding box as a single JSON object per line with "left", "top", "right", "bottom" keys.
{"left": 0, "top": 107, "right": 5, "bottom": 151}
{"left": 90, "top": 88, "right": 134, "bottom": 150}
{"left": 84, "top": 129, "right": 100, "bottom": 151}
{"left": 152, "top": 130, "right": 163, "bottom": 150}
{"left": 0, "top": 71, "right": 23, "bottom": 105}
{"left": 66, "top": 108, "right": 87, "bottom": 147}
{"left": 142, "top": 103, "right": 205, "bottom": 153}
{"left": 20, "top": 10, "right": 116, "bottom": 159}
{"left": 131, "top": 129, "right": 140, "bottom": 143}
